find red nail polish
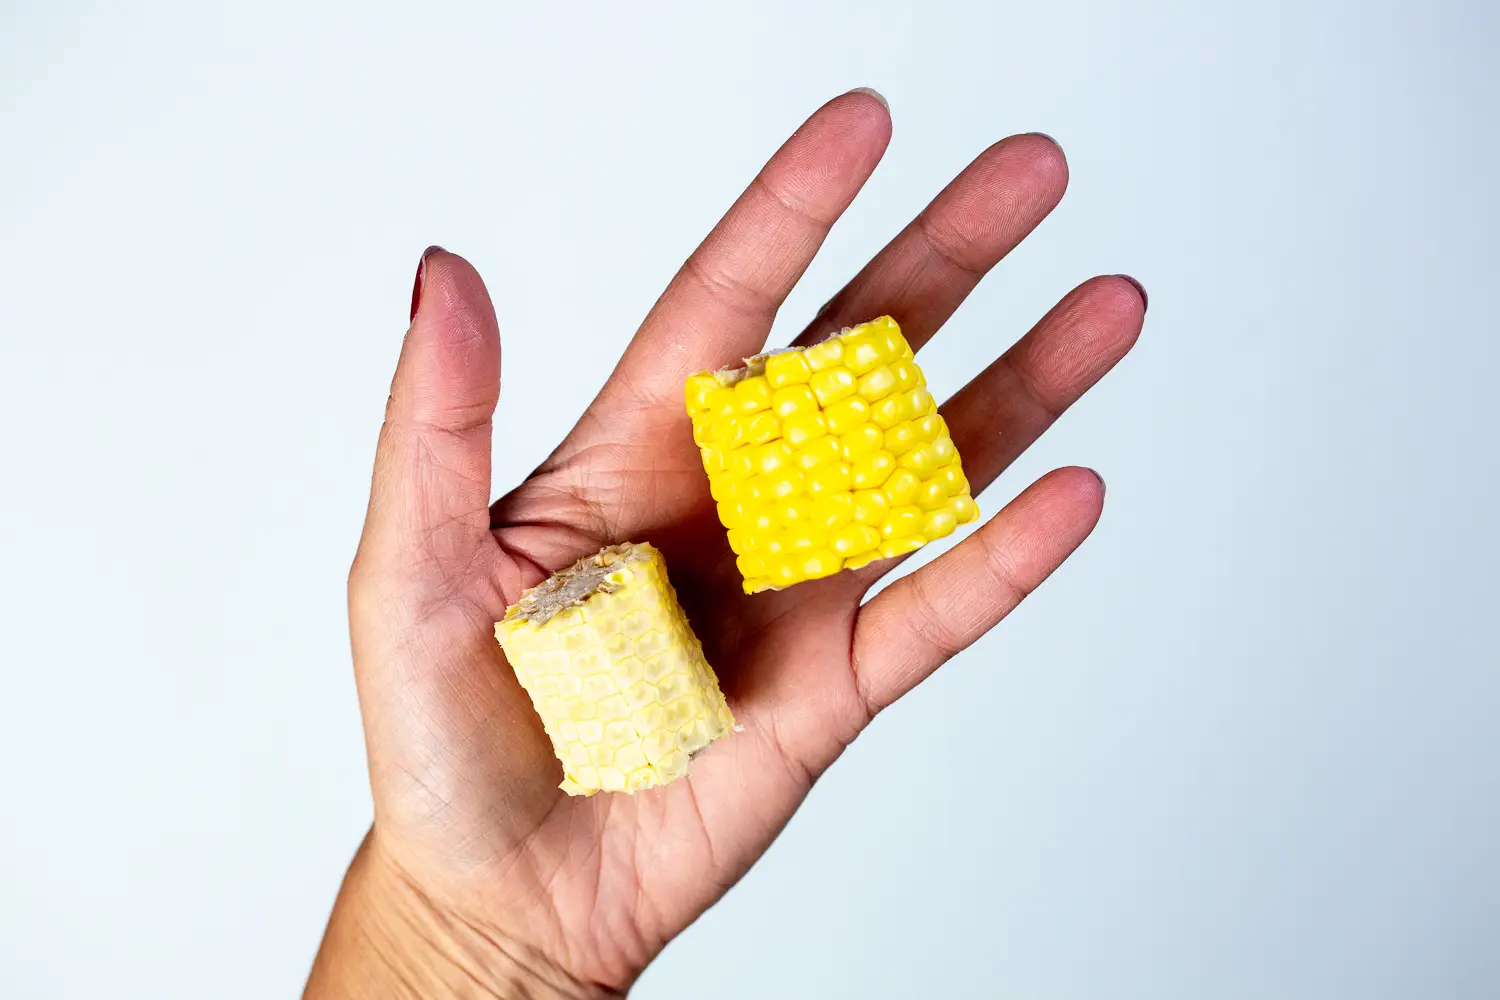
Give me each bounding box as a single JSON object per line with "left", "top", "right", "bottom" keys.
{"left": 410, "top": 246, "right": 445, "bottom": 321}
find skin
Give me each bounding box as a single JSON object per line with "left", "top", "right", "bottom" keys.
{"left": 305, "top": 89, "right": 1145, "bottom": 998}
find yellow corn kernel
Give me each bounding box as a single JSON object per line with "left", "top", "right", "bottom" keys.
{"left": 781, "top": 411, "right": 828, "bottom": 447}
{"left": 734, "top": 377, "right": 773, "bottom": 413}
{"left": 823, "top": 396, "right": 871, "bottom": 435}
{"left": 495, "top": 543, "right": 735, "bottom": 795}
{"left": 685, "top": 317, "right": 978, "bottom": 592}
{"left": 850, "top": 450, "right": 896, "bottom": 489}
{"left": 684, "top": 373, "right": 721, "bottom": 412}
{"left": 806, "top": 462, "right": 854, "bottom": 494}
{"left": 772, "top": 384, "right": 818, "bottom": 418}
{"left": 764, "top": 350, "right": 812, "bottom": 387}
{"left": 796, "top": 435, "right": 844, "bottom": 469}
{"left": 810, "top": 368, "right": 857, "bottom": 406}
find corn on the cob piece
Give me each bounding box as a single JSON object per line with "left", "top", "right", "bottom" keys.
{"left": 685, "top": 316, "right": 979, "bottom": 593}
{"left": 494, "top": 542, "right": 735, "bottom": 796}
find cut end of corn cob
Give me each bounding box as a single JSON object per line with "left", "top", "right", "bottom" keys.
{"left": 684, "top": 316, "right": 979, "bottom": 593}
{"left": 494, "top": 542, "right": 735, "bottom": 796}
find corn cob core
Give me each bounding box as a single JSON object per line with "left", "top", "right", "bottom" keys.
{"left": 494, "top": 543, "right": 735, "bottom": 796}
{"left": 685, "top": 316, "right": 979, "bottom": 593}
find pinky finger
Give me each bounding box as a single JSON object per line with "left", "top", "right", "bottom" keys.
{"left": 850, "top": 467, "right": 1105, "bottom": 717}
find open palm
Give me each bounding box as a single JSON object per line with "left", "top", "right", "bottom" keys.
{"left": 318, "top": 90, "right": 1144, "bottom": 998}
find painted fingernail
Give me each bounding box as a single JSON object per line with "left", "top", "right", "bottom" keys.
{"left": 1115, "top": 274, "right": 1148, "bottom": 313}
{"left": 410, "top": 245, "right": 445, "bottom": 321}
{"left": 848, "top": 86, "right": 888, "bottom": 109}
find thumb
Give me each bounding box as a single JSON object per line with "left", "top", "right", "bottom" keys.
{"left": 355, "top": 247, "right": 500, "bottom": 588}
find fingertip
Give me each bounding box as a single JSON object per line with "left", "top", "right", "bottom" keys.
{"left": 1016, "top": 131, "right": 1069, "bottom": 195}
{"left": 816, "top": 86, "right": 894, "bottom": 152}
{"left": 1113, "top": 273, "right": 1148, "bottom": 314}
{"left": 392, "top": 246, "right": 501, "bottom": 431}
{"left": 1016, "top": 466, "right": 1107, "bottom": 535}
{"left": 1052, "top": 464, "right": 1107, "bottom": 507}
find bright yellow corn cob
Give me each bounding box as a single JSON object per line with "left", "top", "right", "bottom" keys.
{"left": 494, "top": 542, "right": 735, "bottom": 795}
{"left": 685, "top": 316, "right": 979, "bottom": 593}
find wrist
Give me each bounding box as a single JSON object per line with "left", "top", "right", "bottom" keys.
{"left": 305, "top": 831, "right": 618, "bottom": 1000}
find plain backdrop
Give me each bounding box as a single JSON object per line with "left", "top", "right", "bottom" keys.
{"left": 2, "top": 2, "right": 1497, "bottom": 998}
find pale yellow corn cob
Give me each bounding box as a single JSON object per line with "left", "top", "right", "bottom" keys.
{"left": 685, "top": 316, "right": 979, "bottom": 593}
{"left": 494, "top": 542, "right": 735, "bottom": 795}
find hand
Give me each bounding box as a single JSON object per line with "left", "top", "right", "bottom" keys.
{"left": 306, "top": 89, "right": 1145, "bottom": 998}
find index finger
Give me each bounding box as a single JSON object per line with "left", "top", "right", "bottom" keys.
{"left": 595, "top": 89, "right": 892, "bottom": 411}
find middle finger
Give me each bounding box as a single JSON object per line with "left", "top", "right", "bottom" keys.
{"left": 793, "top": 132, "right": 1068, "bottom": 350}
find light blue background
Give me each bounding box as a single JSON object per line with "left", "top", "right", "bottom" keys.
{"left": 1, "top": 2, "right": 1496, "bottom": 997}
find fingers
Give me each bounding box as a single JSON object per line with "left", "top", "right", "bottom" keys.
{"left": 794, "top": 133, "right": 1067, "bottom": 350}
{"left": 850, "top": 467, "right": 1104, "bottom": 716}
{"left": 800, "top": 274, "right": 1141, "bottom": 605}
{"left": 355, "top": 249, "right": 501, "bottom": 583}
{"left": 601, "top": 90, "right": 891, "bottom": 407}
{"left": 942, "top": 275, "right": 1145, "bottom": 495}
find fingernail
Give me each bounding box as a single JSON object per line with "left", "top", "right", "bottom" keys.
{"left": 1086, "top": 468, "right": 1106, "bottom": 496}
{"left": 410, "top": 245, "right": 445, "bottom": 321}
{"left": 1024, "top": 131, "right": 1059, "bottom": 146}
{"left": 1115, "top": 274, "right": 1148, "bottom": 313}
{"left": 848, "top": 86, "right": 888, "bottom": 110}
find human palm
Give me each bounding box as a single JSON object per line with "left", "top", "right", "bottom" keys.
{"left": 312, "top": 90, "right": 1144, "bottom": 998}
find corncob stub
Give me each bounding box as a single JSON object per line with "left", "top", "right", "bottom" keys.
{"left": 685, "top": 316, "right": 979, "bottom": 594}
{"left": 494, "top": 542, "right": 735, "bottom": 796}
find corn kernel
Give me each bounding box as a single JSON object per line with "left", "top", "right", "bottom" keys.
{"left": 804, "top": 338, "right": 844, "bottom": 371}
{"left": 797, "top": 435, "right": 844, "bottom": 469}
{"left": 916, "top": 478, "right": 952, "bottom": 509}
{"left": 799, "top": 550, "right": 842, "bottom": 580}
{"left": 891, "top": 359, "right": 923, "bottom": 392}
{"left": 810, "top": 368, "right": 857, "bottom": 406}
{"left": 839, "top": 424, "right": 884, "bottom": 462}
{"left": 857, "top": 365, "right": 899, "bottom": 400}
{"left": 830, "top": 522, "right": 882, "bottom": 557}
{"left": 880, "top": 536, "right": 927, "bottom": 559}
{"left": 923, "top": 508, "right": 959, "bottom": 538}
{"left": 775, "top": 497, "right": 813, "bottom": 527}
{"left": 884, "top": 420, "right": 921, "bottom": 456}
{"left": 496, "top": 543, "right": 734, "bottom": 795}
{"left": 904, "top": 387, "right": 936, "bottom": 419}
{"left": 781, "top": 411, "right": 828, "bottom": 447}
{"left": 885, "top": 469, "right": 922, "bottom": 506}
{"left": 717, "top": 500, "right": 746, "bottom": 528}
{"left": 772, "top": 384, "right": 818, "bottom": 418}
{"left": 810, "top": 491, "right": 855, "bottom": 530}
{"left": 933, "top": 465, "right": 969, "bottom": 495}
{"left": 755, "top": 440, "right": 795, "bottom": 475}
{"left": 685, "top": 373, "right": 721, "bottom": 412}
{"left": 734, "top": 377, "right": 773, "bottom": 413}
{"left": 708, "top": 474, "right": 736, "bottom": 502}
{"left": 744, "top": 412, "right": 780, "bottom": 445}
{"left": 950, "top": 494, "right": 980, "bottom": 523}
{"left": 870, "top": 394, "right": 906, "bottom": 429}
{"left": 882, "top": 505, "right": 924, "bottom": 539}
{"left": 700, "top": 444, "right": 727, "bottom": 474}
{"left": 686, "top": 317, "right": 978, "bottom": 592}
{"left": 764, "top": 351, "right": 812, "bottom": 387}
{"left": 850, "top": 450, "right": 896, "bottom": 489}
{"left": 840, "top": 328, "right": 888, "bottom": 374}
{"left": 852, "top": 488, "right": 890, "bottom": 524}
{"left": 807, "top": 462, "right": 854, "bottom": 494}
